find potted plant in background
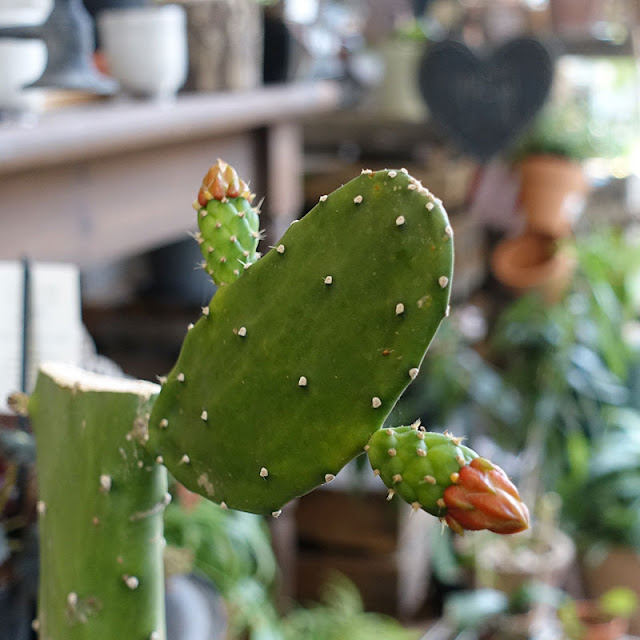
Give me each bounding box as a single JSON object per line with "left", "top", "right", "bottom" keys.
{"left": 375, "top": 17, "right": 430, "bottom": 122}
{"left": 491, "top": 227, "right": 640, "bottom": 639}
{"left": 545, "top": 227, "right": 640, "bottom": 633}
{"left": 512, "top": 102, "right": 594, "bottom": 238}
{"left": 398, "top": 225, "right": 640, "bottom": 638}
{"left": 488, "top": 227, "right": 640, "bottom": 488}
{"left": 558, "top": 587, "right": 638, "bottom": 640}
{"left": 490, "top": 231, "right": 576, "bottom": 303}
{"left": 435, "top": 582, "right": 637, "bottom": 640}
{"left": 491, "top": 99, "right": 602, "bottom": 301}
{"left": 558, "top": 404, "right": 640, "bottom": 635}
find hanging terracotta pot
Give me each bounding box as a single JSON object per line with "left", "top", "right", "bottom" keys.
{"left": 491, "top": 231, "right": 575, "bottom": 303}
{"left": 518, "top": 154, "right": 587, "bottom": 238}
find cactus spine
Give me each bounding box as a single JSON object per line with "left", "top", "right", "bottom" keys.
{"left": 29, "top": 363, "right": 167, "bottom": 640}
{"left": 147, "top": 166, "right": 454, "bottom": 514}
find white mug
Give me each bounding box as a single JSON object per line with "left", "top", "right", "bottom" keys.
{"left": 98, "top": 4, "right": 188, "bottom": 99}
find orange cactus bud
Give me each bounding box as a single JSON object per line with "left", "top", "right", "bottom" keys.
{"left": 443, "top": 457, "right": 530, "bottom": 535}
{"left": 197, "top": 159, "right": 254, "bottom": 207}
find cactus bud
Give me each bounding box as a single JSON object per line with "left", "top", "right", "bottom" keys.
{"left": 443, "top": 457, "right": 530, "bottom": 534}
{"left": 195, "top": 159, "right": 260, "bottom": 286}
{"left": 197, "top": 158, "right": 254, "bottom": 207}
{"left": 367, "top": 426, "right": 529, "bottom": 535}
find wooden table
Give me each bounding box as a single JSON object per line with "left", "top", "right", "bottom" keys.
{"left": 0, "top": 81, "right": 343, "bottom": 267}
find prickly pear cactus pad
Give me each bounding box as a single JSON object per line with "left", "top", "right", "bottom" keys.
{"left": 148, "top": 167, "right": 454, "bottom": 515}
{"left": 29, "top": 363, "right": 167, "bottom": 640}
{"left": 367, "top": 424, "right": 530, "bottom": 534}
{"left": 194, "top": 159, "right": 260, "bottom": 286}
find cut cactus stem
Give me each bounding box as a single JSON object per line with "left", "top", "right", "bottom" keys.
{"left": 28, "top": 362, "right": 167, "bottom": 639}
{"left": 366, "top": 426, "right": 529, "bottom": 535}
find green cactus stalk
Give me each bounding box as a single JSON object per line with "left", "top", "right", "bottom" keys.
{"left": 194, "top": 159, "right": 261, "bottom": 286}
{"left": 28, "top": 363, "right": 167, "bottom": 640}
{"left": 366, "top": 423, "right": 530, "bottom": 534}
{"left": 147, "top": 166, "right": 454, "bottom": 515}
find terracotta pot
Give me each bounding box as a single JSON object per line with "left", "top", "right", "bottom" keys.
{"left": 490, "top": 231, "right": 575, "bottom": 303}
{"left": 519, "top": 155, "right": 587, "bottom": 238}
{"left": 581, "top": 547, "right": 640, "bottom": 635}
{"left": 574, "top": 600, "right": 629, "bottom": 640}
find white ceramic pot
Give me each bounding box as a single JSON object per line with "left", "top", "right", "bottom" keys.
{"left": 0, "top": 0, "right": 52, "bottom": 27}
{"left": 98, "top": 4, "right": 188, "bottom": 99}
{"left": 376, "top": 39, "right": 428, "bottom": 122}
{"left": 0, "top": 38, "right": 47, "bottom": 110}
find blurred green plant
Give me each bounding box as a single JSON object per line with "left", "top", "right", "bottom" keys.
{"left": 393, "top": 227, "right": 640, "bottom": 551}
{"left": 163, "top": 498, "right": 281, "bottom": 640}
{"left": 511, "top": 102, "right": 596, "bottom": 162}
{"left": 558, "top": 405, "right": 640, "bottom": 550}
{"left": 509, "top": 95, "right": 631, "bottom": 162}
{"left": 164, "top": 499, "right": 421, "bottom": 640}
{"left": 392, "top": 17, "right": 429, "bottom": 41}
{"left": 488, "top": 228, "right": 640, "bottom": 523}
{"left": 443, "top": 581, "right": 566, "bottom": 634}
{"left": 558, "top": 586, "right": 638, "bottom": 640}
{"left": 489, "top": 228, "right": 637, "bottom": 467}
{"left": 0, "top": 425, "right": 39, "bottom": 637}
{"left": 280, "top": 573, "right": 420, "bottom": 640}
{"left": 443, "top": 582, "right": 637, "bottom": 640}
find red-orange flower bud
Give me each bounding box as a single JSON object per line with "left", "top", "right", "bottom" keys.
{"left": 197, "top": 159, "right": 254, "bottom": 207}
{"left": 443, "top": 457, "right": 530, "bottom": 535}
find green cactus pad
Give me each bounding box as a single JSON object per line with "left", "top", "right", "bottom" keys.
{"left": 367, "top": 425, "right": 477, "bottom": 516}
{"left": 29, "top": 363, "right": 167, "bottom": 640}
{"left": 197, "top": 197, "right": 260, "bottom": 286}
{"left": 148, "top": 168, "right": 454, "bottom": 515}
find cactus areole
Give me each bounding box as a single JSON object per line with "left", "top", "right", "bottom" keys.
{"left": 148, "top": 165, "right": 455, "bottom": 515}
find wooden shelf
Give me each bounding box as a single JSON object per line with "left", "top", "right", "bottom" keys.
{"left": 0, "top": 81, "right": 343, "bottom": 174}
{"left": 0, "top": 81, "right": 343, "bottom": 267}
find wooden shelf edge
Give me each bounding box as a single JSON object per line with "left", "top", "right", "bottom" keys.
{"left": 0, "top": 80, "right": 344, "bottom": 174}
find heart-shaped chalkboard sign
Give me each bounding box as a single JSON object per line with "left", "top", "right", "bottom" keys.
{"left": 419, "top": 38, "right": 553, "bottom": 159}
